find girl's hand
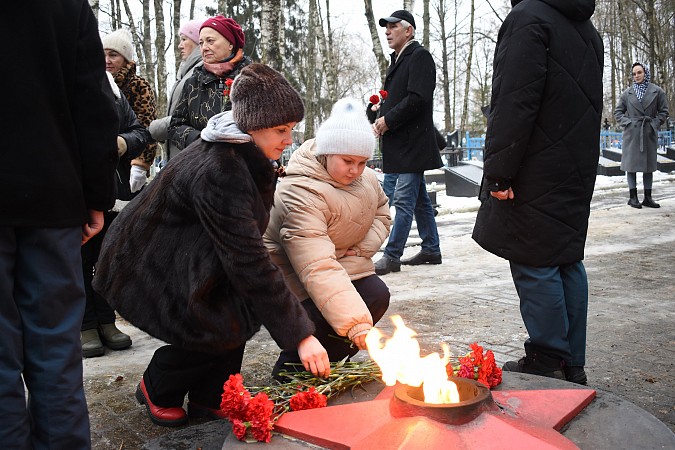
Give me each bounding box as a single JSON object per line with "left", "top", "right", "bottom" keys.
{"left": 297, "top": 335, "right": 330, "bottom": 378}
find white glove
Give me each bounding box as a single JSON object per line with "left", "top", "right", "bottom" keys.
{"left": 129, "top": 165, "right": 147, "bottom": 193}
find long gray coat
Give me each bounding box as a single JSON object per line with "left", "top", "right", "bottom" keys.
{"left": 614, "top": 84, "right": 669, "bottom": 173}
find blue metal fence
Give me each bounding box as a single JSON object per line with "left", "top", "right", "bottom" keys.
{"left": 454, "top": 130, "right": 673, "bottom": 164}
{"left": 600, "top": 130, "right": 672, "bottom": 150}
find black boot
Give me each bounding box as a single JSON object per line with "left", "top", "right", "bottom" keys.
{"left": 627, "top": 188, "right": 642, "bottom": 209}
{"left": 642, "top": 189, "right": 660, "bottom": 208}
{"left": 503, "top": 345, "right": 566, "bottom": 381}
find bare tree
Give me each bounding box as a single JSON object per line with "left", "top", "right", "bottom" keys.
{"left": 422, "top": 0, "right": 430, "bottom": 48}
{"left": 304, "top": 0, "right": 318, "bottom": 139}
{"left": 315, "top": 2, "right": 337, "bottom": 104}
{"left": 364, "top": 0, "right": 388, "bottom": 83}
{"left": 172, "top": 0, "right": 182, "bottom": 75}
{"left": 432, "top": 0, "right": 452, "bottom": 131}
{"left": 459, "top": 0, "right": 475, "bottom": 135}
{"left": 153, "top": 0, "right": 167, "bottom": 115}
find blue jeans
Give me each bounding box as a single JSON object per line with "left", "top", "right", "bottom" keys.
{"left": 0, "top": 227, "right": 91, "bottom": 449}
{"left": 509, "top": 260, "right": 588, "bottom": 366}
{"left": 384, "top": 172, "right": 440, "bottom": 261}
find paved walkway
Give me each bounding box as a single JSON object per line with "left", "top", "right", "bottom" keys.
{"left": 83, "top": 176, "right": 675, "bottom": 449}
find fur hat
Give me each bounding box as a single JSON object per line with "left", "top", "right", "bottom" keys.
{"left": 315, "top": 98, "right": 376, "bottom": 159}
{"left": 102, "top": 29, "right": 134, "bottom": 62}
{"left": 179, "top": 19, "right": 203, "bottom": 45}
{"left": 200, "top": 16, "right": 245, "bottom": 51}
{"left": 230, "top": 64, "right": 304, "bottom": 132}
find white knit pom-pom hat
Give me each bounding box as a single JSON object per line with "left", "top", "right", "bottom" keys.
{"left": 315, "top": 98, "right": 376, "bottom": 159}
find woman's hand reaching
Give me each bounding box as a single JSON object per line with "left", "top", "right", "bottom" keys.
{"left": 297, "top": 335, "right": 330, "bottom": 378}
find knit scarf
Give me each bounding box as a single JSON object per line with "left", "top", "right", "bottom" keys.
{"left": 202, "top": 48, "right": 244, "bottom": 78}
{"left": 633, "top": 64, "right": 650, "bottom": 102}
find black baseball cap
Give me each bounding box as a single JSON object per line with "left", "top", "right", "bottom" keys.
{"left": 379, "top": 10, "right": 416, "bottom": 30}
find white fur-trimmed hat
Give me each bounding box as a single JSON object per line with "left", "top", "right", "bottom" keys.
{"left": 315, "top": 98, "right": 376, "bottom": 159}
{"left": 102, "top": 29, "right": 134, "bottom": 62}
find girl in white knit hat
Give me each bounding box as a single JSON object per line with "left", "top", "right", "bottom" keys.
{"left": 263, "top": 98, "right": 392, "bottom": 380}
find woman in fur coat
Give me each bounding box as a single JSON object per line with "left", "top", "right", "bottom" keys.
{"left": 93, "top": 64, "right": 329, "bottom": 427}
{"left": 264, "top": 98, "right": 391, "bottom": 380}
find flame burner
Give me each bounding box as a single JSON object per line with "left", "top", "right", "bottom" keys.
{"left": 390, "top": 377, "right": 498, "bottom": 425}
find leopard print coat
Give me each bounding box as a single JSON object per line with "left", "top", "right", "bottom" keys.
{"left": 113, "top": 62, "right": 157, "bottom": 167}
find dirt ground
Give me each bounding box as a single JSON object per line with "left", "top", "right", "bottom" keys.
{"left": 83, "top": 177, "right": 675, "bottom": 449}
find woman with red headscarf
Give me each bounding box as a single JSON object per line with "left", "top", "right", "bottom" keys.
{"left": 168, "top": 16, "right": 251, "bottom": 153}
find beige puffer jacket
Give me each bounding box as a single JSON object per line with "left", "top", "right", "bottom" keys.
{"left": 264, "top": 140, "right": 390, "bottom": 340}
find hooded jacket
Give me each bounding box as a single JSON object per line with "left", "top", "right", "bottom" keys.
{"left": 93, "top": 113, "right": 315, "bottom": 353}
{"left": 263, "top": 140, "right": 391, "bottom": 339}
{"left": 472, "top": 0, "right": 604, "bottom": 267}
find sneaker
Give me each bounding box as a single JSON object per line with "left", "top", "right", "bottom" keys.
{"left": 374, "top": 256, "right": 401, "bottom": 275}
{"left": 503, "top": 354, "right": 566, "bottom": 381}
{"left": 135, "top": 379, "right": 187, "bottom": 427}
{"left": 98, "top": 323, "right": 132, "bottom": 350}
{"left": 81, "top": 329, "right": 105, "bottom": 358}
{"left": 565, "top": 366, "right": 588, "bottom": 385}
{"left": 401, "top": 251, "right": 442, "bottom": 265}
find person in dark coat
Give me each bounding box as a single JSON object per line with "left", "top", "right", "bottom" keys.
{"left": 169, "top": 15, "right": 251, "bottom": 152}
{"left": 93, "top": 64, "right": 330, "bottom": 427}
{"left": 0, "top": 2, "right": 119, "bottom": 447}
{"left": 472, "top": 0, "right": 604, "bottom": 385}
{"left": 80, "top": 72, "right": 151, "bottom": 358}
{"left": 102, "top": 28, "right": 158, "bottom": 193}
{"left": 614, "top": 62, "right": 669, "bottom": 208}
{"left": 367, "top": 10, "right": 444, "bottom": 276}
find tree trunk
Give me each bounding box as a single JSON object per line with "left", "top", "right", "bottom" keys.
{"left": 120, "top": 0, "right": 144, "bottom": 70}
{"left": 261, "top": 0, "right": 283, "bottom": 70}
{"left": 364, "top": 0, "right": 388, "bottom": 84}
{"left": 451, "top": 0, "right": 458, "bottom": 130}
{"left": 459, "top": 0, "right": 474, "bottom": 136}
{"left": 141, "top": 0, "right": 155, "bottom": 90}
{"left": 422, "top": 0, "right": 430, "bottom": 49}
{"left": 153, "top": 0, "right": 167, "bottom": 115}
{"left": 304, "top": 0, "right": 317, "bottom": 139}
{"left": 315, "top": 5, "right": 337, "bottom": 104}
{"left": 434, "top": 0, "right": 451, "bottom": 131}
{"left": 173, "top": 0, "right": 182, "bottom": 76}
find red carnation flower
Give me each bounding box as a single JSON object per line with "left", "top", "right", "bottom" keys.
{"left": 231, "top": 419, "right": 248, "bottom": 441}
{"left": 290, "top": 387, "right": 328, "bottom": 411}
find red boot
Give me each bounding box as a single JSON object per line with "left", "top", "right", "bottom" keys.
{"left": 135, "top": 379, "right": 187, "bottom": 427}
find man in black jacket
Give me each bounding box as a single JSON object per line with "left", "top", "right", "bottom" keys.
{"left": 0, "top": 2, "right": 119, "bottom": 447}
{"left": 369, "top": 10, "right": 444, "bottom": 276}
{"left": 472, "top": 0, "right": 603, "bottom": 385}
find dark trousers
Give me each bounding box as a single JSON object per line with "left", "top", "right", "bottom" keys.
{"left": 273, "top": 275, "right": 390, "bottom": 376}
{"left": 509, "top": 260, "right": 588, "bottom": 366}
{"left": 143, "top": 343, "right": 246, "bottom": 410}
{"left": 81, "top": 211, "right": 117, "bottom": 330}
{"left": 0, "top": 227, "right": 90, "bottom": 449}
